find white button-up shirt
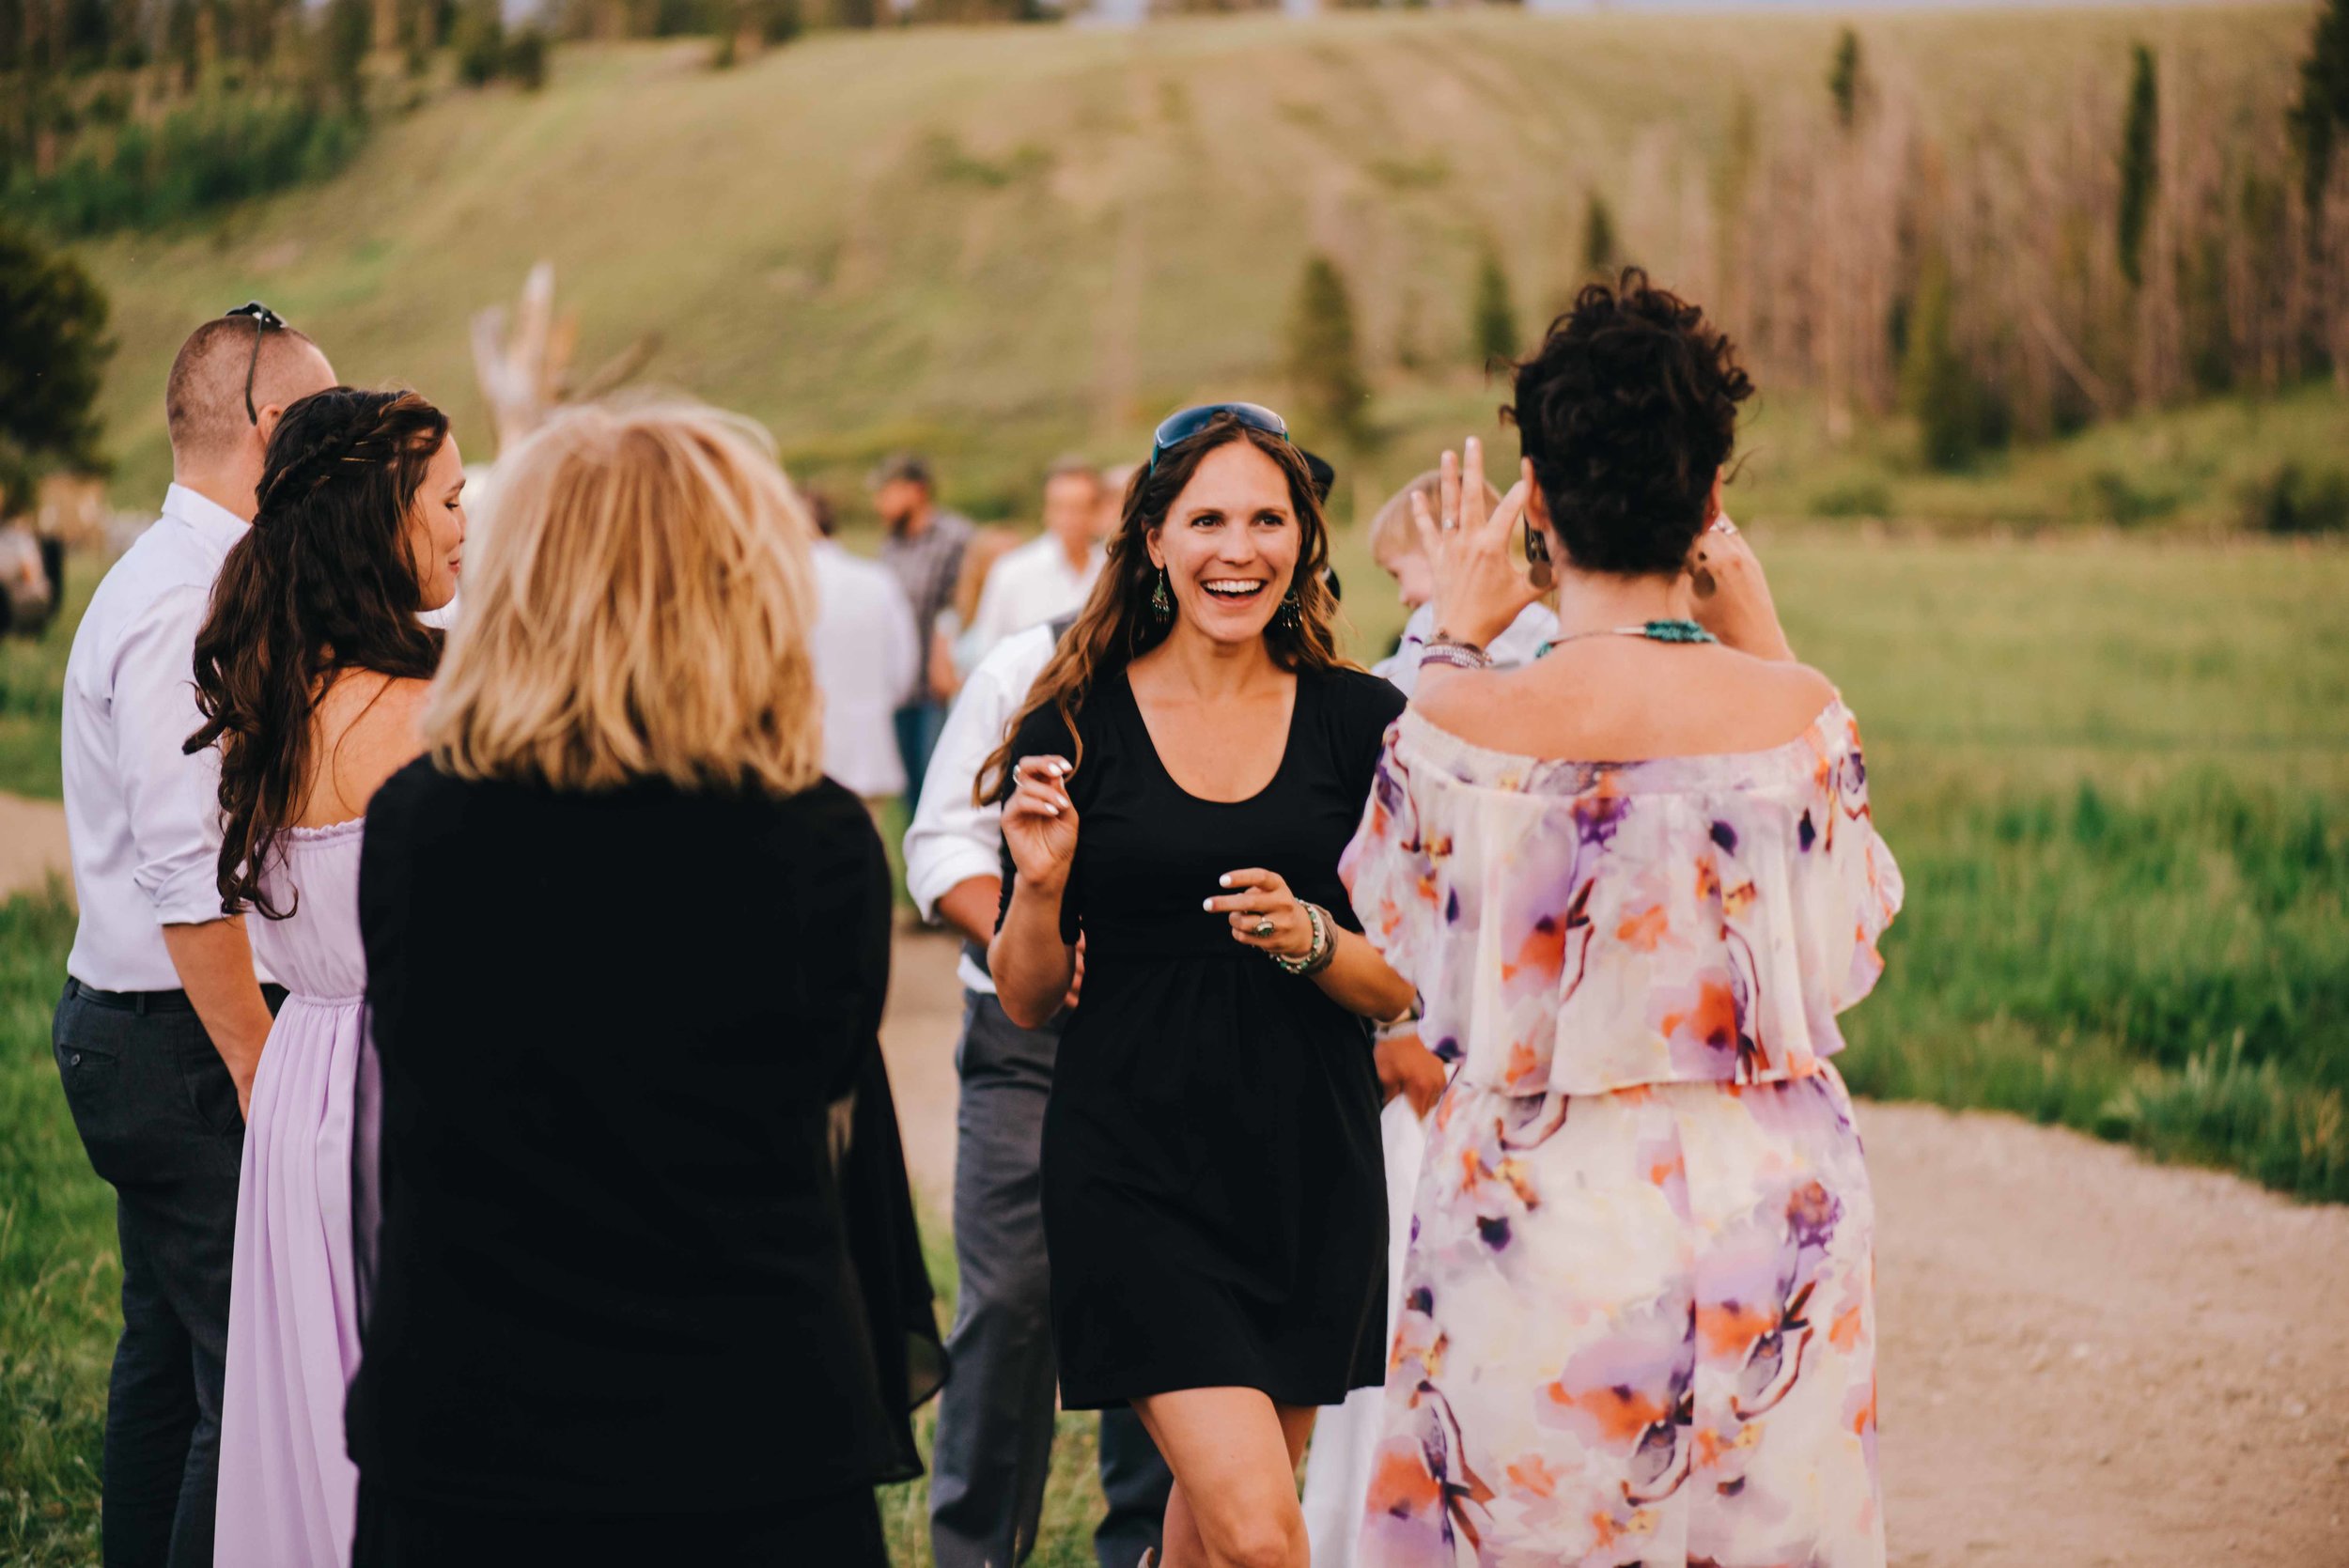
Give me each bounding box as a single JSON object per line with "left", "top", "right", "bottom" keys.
{"left": 965, "top": 534, "right": 1101, "bottom": 666}
{"left": 902, "top": 621, "right": 1059, "bottom": 996}
{"left": 811, "top": 539, "right": 922, "bottom": 800}
{"left": 62, "top": 486, "right": 257, "bottom": 991}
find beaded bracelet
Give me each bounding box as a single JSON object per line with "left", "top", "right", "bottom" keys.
{"left": 1418, "top": 636, "right": 1491, "bottom": 673}
{"left": 1271, "top": 901, "right": 1336, "bottom": 976}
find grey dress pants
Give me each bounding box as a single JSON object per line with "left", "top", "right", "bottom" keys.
{"left": 929, "top": 990, "right": 1173, "bottom": 1568}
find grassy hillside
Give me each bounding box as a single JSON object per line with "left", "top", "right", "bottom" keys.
{"left": 60, "top": 7, "right": 2337, "bottom": 527}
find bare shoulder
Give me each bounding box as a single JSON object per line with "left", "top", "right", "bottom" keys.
{"left": 1412, "top": 648, "right": 1841, "bottom": 760}
{"left": 1411, "top": 663, "right": 1573, "bottom": 748}
{"left": 304, "top": 673, "right": 434, "bottom": 826}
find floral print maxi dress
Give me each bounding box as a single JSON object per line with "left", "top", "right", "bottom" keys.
{"left": 1338, "top": 701, "right": 1905, "bottom": 1568}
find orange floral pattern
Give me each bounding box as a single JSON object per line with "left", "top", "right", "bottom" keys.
{"left": 1339, "top": 702, "right": 1899, "bottom": 1567}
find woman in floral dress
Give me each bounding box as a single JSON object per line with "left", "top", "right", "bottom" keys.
{"left": 1341, "top": 272, "right": 1904, "bottom": 1568}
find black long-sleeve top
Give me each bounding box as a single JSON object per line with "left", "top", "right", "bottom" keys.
{"left": 346, "top": 759, "right": 941, "bottom": 1513}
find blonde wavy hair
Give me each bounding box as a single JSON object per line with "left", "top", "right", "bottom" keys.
{"left": 424, "top": 398, "right": 824, "bottom": 796}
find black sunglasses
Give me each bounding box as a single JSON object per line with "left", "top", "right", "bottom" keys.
{"left": 224, "top": 302, "right": 286, "bottom": 426}
{"left": 1145, "top": 402, "right": 1291, "bottom": 476}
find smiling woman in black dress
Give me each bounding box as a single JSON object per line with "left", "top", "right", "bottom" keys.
{"left": 986, "top": 406, "right": 1414, "bottom": 1568}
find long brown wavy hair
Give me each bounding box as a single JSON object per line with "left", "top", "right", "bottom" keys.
{"left": 975, "top": 413, "right": 1346, "bottom": 803}
{"left": 186, "top": 388, "right": 449, "bottom": 919}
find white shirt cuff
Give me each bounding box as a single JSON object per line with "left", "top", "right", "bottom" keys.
{"left": 905, "top": 842, "right": 1002, "bottom": 925}
{"left": 145, "top": 862, "right": 229, "bottom": 928}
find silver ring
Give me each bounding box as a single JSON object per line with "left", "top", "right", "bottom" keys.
{"left": 1711, "top": 517, "right": 1738, "bottom": 536}
{"left": 1253, "top": 918, "right": 1277, "bottom": 939}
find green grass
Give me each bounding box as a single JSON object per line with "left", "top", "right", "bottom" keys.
{"left": 0, "top": 887, "right": 111, "bottom": 1568}
{"left": 3, "top": 533, "right": 2343, "bottom": 1562}
{"left": 0, "top": 559, "right": 95, "bottom": 800}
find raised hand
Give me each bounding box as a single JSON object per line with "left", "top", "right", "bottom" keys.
{"left": 1687, "top": 515, "right": 1796, "bottom": 661}
{"left": 1412, "top": 437, "right": 1545, "bottom": 651}
{"left": 1003, "top": 754, "right": 1080, "bottom": 893}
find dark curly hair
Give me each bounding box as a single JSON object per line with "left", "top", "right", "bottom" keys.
{"left": 186, "top": 388, "right": 448, "bottom": 919}
{"left": 1507, "top": 269, "right": 1753, "bottom": 577}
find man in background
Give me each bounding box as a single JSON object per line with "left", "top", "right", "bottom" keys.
{"left": 54, "top": 306, "right": 334, "bottom": 1568}
{"left": 963, "top": 458, "right": 1107, "bottom": 661}
{"left": 803, "top": 488, "right": 922, "bottom": 802}
{"left": 871, "top": 453, "right": 974, "bottom": 803}
{"left": 904, "top": 617, "right": 1173, "bottom": 1568}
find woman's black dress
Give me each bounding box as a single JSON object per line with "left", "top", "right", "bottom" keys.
{"left": 1000, "top": 663, "right": 1408, "bottom": 1410}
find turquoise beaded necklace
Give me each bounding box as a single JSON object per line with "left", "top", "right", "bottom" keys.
{"left": 1534, "top": 618, "right": 1717, "bottom": 660}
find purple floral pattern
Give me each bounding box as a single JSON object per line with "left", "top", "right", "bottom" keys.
{"left": 1339, "top": 702, "right": 1901, "bottom": 1567}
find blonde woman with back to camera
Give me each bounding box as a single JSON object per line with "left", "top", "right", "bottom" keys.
{"left": 1342, "top": 272, "right": 1904, "bottom": 1566}
{"left": 343, "top": 400, "right": 942, "bottom": 1567}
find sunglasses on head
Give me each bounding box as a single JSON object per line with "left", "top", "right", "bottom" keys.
{"left": 224, "top": 302, "right": 286, "bottom": 427}
{"left": 1145, "top": 402, "right": 1292, "bottom": 476}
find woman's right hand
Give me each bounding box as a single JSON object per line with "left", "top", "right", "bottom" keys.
{"left": 1003, "top": 754, "right": 1079, "bottom": 893}
{"left": 1413, "top": 438, "right": 1544, "bottom": 651}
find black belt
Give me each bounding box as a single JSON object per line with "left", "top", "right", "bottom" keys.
{"left": 66, "top": 977, "right": 290, "bottom": 1014}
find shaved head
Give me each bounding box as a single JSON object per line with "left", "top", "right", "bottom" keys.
{"left": 165, "top": 316, "right": 335, "bottom": 465}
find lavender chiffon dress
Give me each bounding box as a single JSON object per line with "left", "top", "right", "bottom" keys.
{"left": 217, "top": 817, "right": 367, "bottom": 1567}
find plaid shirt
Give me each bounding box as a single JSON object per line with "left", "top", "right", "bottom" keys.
{"left": 879, "top": 509, "right": 975, "bottom": 653}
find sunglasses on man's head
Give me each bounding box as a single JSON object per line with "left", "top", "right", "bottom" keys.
{"left": 224, "top": 302, "right": 286, "bottom": 427}
{"left": 1145, "top": 402, "right": 1292, "bottom": 476}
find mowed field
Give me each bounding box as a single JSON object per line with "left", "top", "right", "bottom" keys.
{"left": 2, "top": 529, "right": 2343, "bottom": 1562}
{"left": 61, "top": 7, "right": 2337, "bottom": 527}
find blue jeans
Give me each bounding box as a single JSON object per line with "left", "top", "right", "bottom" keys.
{"left": 895, "top": 701, "right": 948, "bottom": 810}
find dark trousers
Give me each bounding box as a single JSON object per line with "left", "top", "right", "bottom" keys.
{"left": 930, "top": 991, "right": 1173, "bottom": 1568}
{"left": 52, "top": 978, "right": 257, "bottom": 1568}
{"left": 350, "top": 1478, "right": 886, "bottom": 1566}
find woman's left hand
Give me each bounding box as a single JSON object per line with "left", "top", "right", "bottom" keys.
{"left": 1206, "top": 868, "right": 1313, "bottom": 960}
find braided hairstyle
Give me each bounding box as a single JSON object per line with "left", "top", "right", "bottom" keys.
{"left": 187, "top": 388, "right": 449, "bottom": 919}
{"left": 1507, "top": 268, "right": 1753, "bottom": 577}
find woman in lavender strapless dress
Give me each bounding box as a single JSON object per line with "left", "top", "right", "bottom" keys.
{"left": 186, "top": 386, "right": 467, "bottom": 1566}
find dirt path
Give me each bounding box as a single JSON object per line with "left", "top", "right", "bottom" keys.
{"left": 882, "top": 925, "right": 2349, "bottom": 1567}
{"left": 9, "top": 796, "right": 2347, "bottom": 1562}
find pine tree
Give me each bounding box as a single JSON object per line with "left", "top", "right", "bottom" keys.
{"left": 2292, "top": 0, "right": 2349, "bottom": 211}
{"left": 1470, "top": 248, "right": 1517, "bottom": 365}
{"left": 1582, "top": 192, "right": 1617, "bottom": 277}
{"left": 1901, "top": 257, "right": 1977, "bottom": 471}
{"left": 0, "top": 223, "right": 113, "bottom": 518}
{"left": 1828, "top": 26, "right": 1861, "bottom": 131}
{"left": 322, "top": 0, "right": 372, "bottom": 112}
{"left": 1287, "top": 253, "right": 1372, "bottom": 450}
{"left": 2118, "top": 44, "right": 2159, "bottom": 288}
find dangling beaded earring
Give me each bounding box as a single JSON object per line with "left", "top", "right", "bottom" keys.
{"left": 1150, "top": 567, "right": 1173, "bottom": 619}
{"left": 1274, "top": 589, "right": 1302, "bottom": 631}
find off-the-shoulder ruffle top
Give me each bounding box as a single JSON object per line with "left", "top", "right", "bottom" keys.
{"left": 1340, "top": 700, "right": 1904, "bottom": 1097}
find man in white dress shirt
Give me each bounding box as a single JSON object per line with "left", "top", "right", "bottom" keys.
{"left": 53, "top": 307, "right": 334, "bottom": 1568}
{"left": 903, "top": 618, "right": 1173, "bottom": 1568}
{"left": 961, "top": 458, "right": 1106, "bottom": 662}
{"left": 804, "top": 492, "right": 922, "bottom": 800}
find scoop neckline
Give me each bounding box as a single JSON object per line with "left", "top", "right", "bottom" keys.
{"left": 1118, "top": 667, "right": 1306, "bottom": 808}
{"left": 1398, "top": 697, "right": 1846, "bottom": 772}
